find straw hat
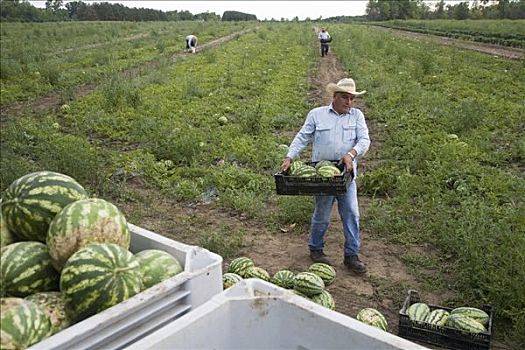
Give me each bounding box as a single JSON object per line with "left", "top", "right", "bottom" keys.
{"left": 326, "top": 78, "right": 366, "bottom": 96}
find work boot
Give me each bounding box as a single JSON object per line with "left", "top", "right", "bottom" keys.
{"left": 344, "top": 255, "right": 367, "bottom": 274}
{"left": 310, "top": 250, "right": 331, "bottom": 265}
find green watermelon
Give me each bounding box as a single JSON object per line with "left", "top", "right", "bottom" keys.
{"left": 0, "top": 210, "right": 17, "bottom": 249}
{"left": 25, "top": 292, "right": 73, "bottom": 335}
{"left": 291, "top": 289, "right": 309, "bottom": 299}
{"left": 271, "top": 270, "right": 295, "bottom": 289}
{"left": 1, "top": 241, "right": 59, "bottom": 297}
{"left": 1, "top": 297, "right": 52, "bottom": 349}
{"left": 293, "top": 272, "right": 324, "bottom": 297}
{"left": 426, "top": 308, "right": 450, "bottom": 327}
{"left": 1, "top": 171, "right": 88, "bottom": 242}
{"left": 227, "top": 257, "right": 254, "bottom": 278}
{"left": 316, "top": 165, "right": 341, "bottom": 177}
{"left": 135, "top": 249, "right": 183, "bottom": 289}
{"left": 311, "top": 289, "right": 335, "bottom": 310}
{"left": 446, "top": 313, "right": 487, "bottom": 333}
{"left": 314, "top": 160, "right": 334, "bottom": 170}
{"left": 60, "top": 243, "right": 143, "bottom": 322}
{"left": 450, "top": 307, "right": 489, "bottom": 327}
{"left": 289, "top": 161, "right": 306, "bottom": 175}
{"left": 407, "top": 302, "right": 430, "bottom": 322}
{"left": 356, "top": 308, "right": 388, "bottom": 331}
{"left": 308, "top": 263, "right": 336, "bottom": 286}
{"left": 244, "top": 266, "right": 271, "bottom": 281}
{"left": 222, "top": 273, "right": 243, "bottom": 289}
{"left": 294, "top": 165, "right": 317, "bottom": 177}
{"left": 47, "top": 198, "right": 130, "bottom": 271}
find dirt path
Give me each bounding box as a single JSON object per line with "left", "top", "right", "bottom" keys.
{"left": 377, "top": 26, "right": 524, "bottom": 60}
{"left": 0, "top": 29, "right": 254, "bottom": 123}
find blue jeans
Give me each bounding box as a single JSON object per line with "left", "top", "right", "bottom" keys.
{"left": 309, "top": 180, "right": 360, "bottom": 256}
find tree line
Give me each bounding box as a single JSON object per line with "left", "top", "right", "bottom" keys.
{"left": 0, "top": 0, "right": 258, "bottom": 22}
{"left": 365, "top": 0, "right": 524, "bottom": 20}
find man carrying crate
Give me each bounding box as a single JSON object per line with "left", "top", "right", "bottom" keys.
{"left": 280, "top": 78, "right": 370, "bottom": 274}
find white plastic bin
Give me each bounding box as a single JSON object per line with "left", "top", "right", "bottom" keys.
{"left": 126, "top": 279, "right": 429, "bottom": 350}
{"left": 29, "top": 224, "right": 223, "bottom": 350}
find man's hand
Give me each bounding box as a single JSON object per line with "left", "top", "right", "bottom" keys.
{"left": 341, "top": 153, "right": 354, "bottom": 171}
{"left": 281, "top": 157, "right": 292, "bottom": 172}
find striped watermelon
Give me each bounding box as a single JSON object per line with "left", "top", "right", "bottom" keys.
{"left": 450, "top": 307, "right": 489, "bottom": 327}
{"left": 1, "top": 297, "right": 52, "bottom": 349}
{"left": 244, "top": 266, "right": 271, "bottom": 281}
{"left": 446, "top": 313, "right": 487, "bottom": 333}
{"left": 311, "top": 289, "right": 335, "bottom": 310}
{"left": 222, "top": 273, "right": 243, "bottom": 289}
{"left": 47, "top": 198, "right": 130, "bottom": 271}
{"left": 60, "top": 243, "right": 143, "bottom": 322}
{"left": 1, "top": 241, "right": 59, "bottom": 297}
{"left": 316, "top": 165, "right": 341, "bottom": 177}
{"left": 407, "top": 302, "right": 430, "bottom": 322}
{"left": 294, "top": 165, "right": 317, "bottom": 177}
{"left": 293, "top": 272, "right": 325, "bottom": 297}
{"left": 25, "top": 292, "right": 72, "bottom": 335}
{"left": 426, "top": 308, "right": 450, "bottom": 326}
{"left": 271, "top": 270, "right": 295, "bottom": 289}
{"left": 135, "top": 249, "right": 183, "bottom": 289}
{"left": 1, "top": 171, "right": 88, "bottom": 242}
{"left": 289, "top": 161, "right": 306, "bottom": 175}
{"left": 356, "top": 308, "right": 388, "bottom": 331}
{"left": 227, "top": 257, "right": 254, "bottom": 278}
{"left": 308, "top": 263, "right": 336, "bottom": 286}
{"left": 0, "top": 210, "right": 17, "bottom": 249}
{"left": 314, "top": 160, "right": 334, "bottom": 170}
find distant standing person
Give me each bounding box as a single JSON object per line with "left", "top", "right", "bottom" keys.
{"left": 318, "top": 27, "right": 331, "bottom": 57}
{"left": 280, "top": 78, "right": 371, "bottom": 274}
{"left": 186, "top": 34, "right": 198, "bottom": 53}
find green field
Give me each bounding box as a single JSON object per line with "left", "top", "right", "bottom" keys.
{"left": 1, "top": 20, "right": 524, "bottom": 347}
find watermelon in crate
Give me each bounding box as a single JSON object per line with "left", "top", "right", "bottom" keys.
{"left": 398, "top": 289, "right": 494, "bottom": 350}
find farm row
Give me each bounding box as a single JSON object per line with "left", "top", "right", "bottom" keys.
{"left": 0, "top": 20, "right": 251, "bottom": 106}
{"left": 1, "top": 20, "right": 523, "bottom": 346}
{"left": 329, "top": 23, "right": 524, "bottom": 344}
{"left": 371, "top": 19, "right": 525, "bottom": 48}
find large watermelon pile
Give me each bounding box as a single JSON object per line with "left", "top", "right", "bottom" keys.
{"left": 0, "top": 171, "right": 184, "bottom": 348}
{"left": 223, "top": 256, "right": 336, "bottom": 311}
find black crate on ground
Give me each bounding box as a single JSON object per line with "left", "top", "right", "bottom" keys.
{"left": 274, "top": 161, "right": 353, "bottom": 196}
{"left": 398, "top": 289, "right": 494, "bottom": 350}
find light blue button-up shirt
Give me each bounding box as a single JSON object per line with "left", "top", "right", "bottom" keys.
{"left": 286, "top": 104, "right": 370, "bottom": 173}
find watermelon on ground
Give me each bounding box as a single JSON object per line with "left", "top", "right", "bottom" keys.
{"left": 60, "top": 243, "right": 143, "bottom": 322}
{"left": 1, "top": 297, "right": 52, "bottom": 349}
{"left": 222, "top": 273, "right": 243, "bottom": 289}
{"left": 271, "top": 270, "right": 295, "bottom": 289}
{"left": 311, "top": 289, "right": 335, "bottom": 310}
{"left": 227, "top": 257, "right": 254, "bottom": 278}
{"left": 293, "top": 272, "right": 325, "bottom": 297}
{"left": 1, "top": 171, "right": 88, "bottom": 242}
{"left": 47, "top": 198, "right": 130, "bottom": 271}
{"left": 244, "top": 266, "right": 271, "bottom": 281}
{"left": 1, "top": 241, "right": 59, "bottom": 297}
{"left": 135, "top": 249, "right": 183, "bottom": 289}
{"left": 25, "top": 292, "right": 73, "bottom": 335}
{"left": 356, "top": 308, "right": 388, "bottom": 331}
{"left": 308, "top": 263, "right": 336, "bottom": 286}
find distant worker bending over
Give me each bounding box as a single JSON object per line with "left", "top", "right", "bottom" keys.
{"left": 186, "top": 34, "right": 198, "bottom": 53}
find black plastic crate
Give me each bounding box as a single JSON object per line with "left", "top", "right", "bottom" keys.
{"left": 274, "top": 161, "right": 353, "bottom": 196}
{"left": 398, "top": 290, "right": 494, "bottom": 350}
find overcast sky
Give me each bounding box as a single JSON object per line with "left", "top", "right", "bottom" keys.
{"left": 29, "top": 1, "right": 459, "bottom": 20}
